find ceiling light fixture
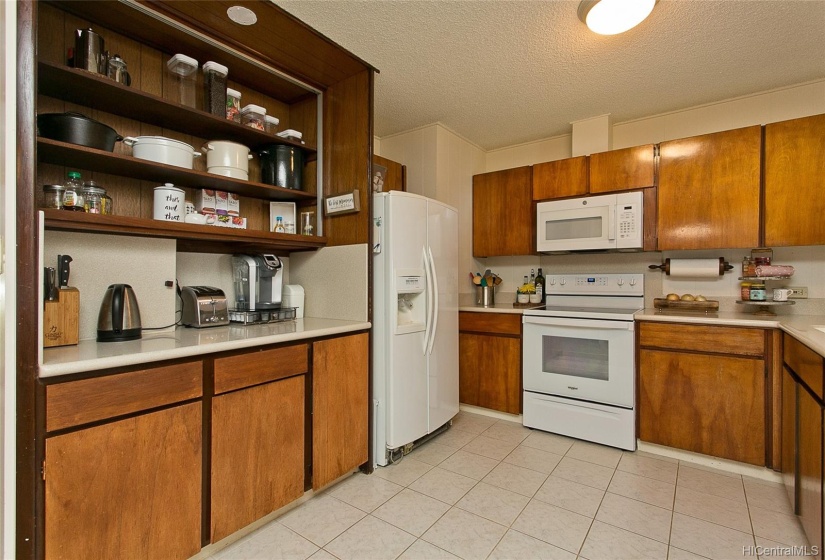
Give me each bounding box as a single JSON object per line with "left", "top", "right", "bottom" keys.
{"left": 227, "top": 6, "right": 258, "bottom": 26}
{"left": 577, "top": 0, "right": 657, "bottom": 35}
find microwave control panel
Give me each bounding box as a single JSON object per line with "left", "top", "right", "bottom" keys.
{"left": 615, "top": 192, "right": 643, "bottom": 248}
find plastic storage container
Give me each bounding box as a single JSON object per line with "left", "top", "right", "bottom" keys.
{"left": 203, "top": 61, "right": 228, "bottom": 116}
{"left": 241, "top": 104, "right": 266, "bottom": 130}
{"left": 166, "top": 53, "right": 198, "bottom": 108}
{"left": 264, "top": 115, "right": 280, "bottom": 134}
{"left": 282, "top": 285, "right": 305, "bottom": 319}
{"left": 226, "top": 88, "right": 242, "bottom": 122}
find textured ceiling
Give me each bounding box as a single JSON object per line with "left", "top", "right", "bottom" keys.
{"left": 274, "top": 0, "right": 825, "bottom": 150}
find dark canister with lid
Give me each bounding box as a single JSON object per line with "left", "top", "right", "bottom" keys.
{"left": 258, "top": 144, "right": 304, "bottom": 190}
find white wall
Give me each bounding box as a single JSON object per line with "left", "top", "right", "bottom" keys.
{"left": 377, "top": 80, "right": 825, "bottom": 305}
{"left": 1, "top": 1, "right": 15, "bottom": 555}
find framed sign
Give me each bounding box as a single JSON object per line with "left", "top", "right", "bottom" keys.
{"left": 324, "top": 190, "right": 361, "bottom": 216}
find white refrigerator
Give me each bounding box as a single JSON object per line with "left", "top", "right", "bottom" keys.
{"left": 373, "top": 191, "right": 459, "bottom": 467}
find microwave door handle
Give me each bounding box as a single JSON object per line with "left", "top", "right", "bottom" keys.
{"left": 608, "top": 205, "right": 616, "bottom": 241}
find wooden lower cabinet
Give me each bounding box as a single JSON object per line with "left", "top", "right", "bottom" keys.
{"left": 639, "top": 349, "right": 765, "bottom": 464}
{"left": 211, "top": 375, "right": 305, "bottom": 542}
{"left": 458, "top": 312, "right": 521, "bottom": 415}
{"left": 45, "top": 402, "right": 202, "bottom": 560}
{"left": 782, "top": 366, "right": 798, "bottom": 505}
{"left": 459, "top": 333, "right": 521, "bottom": 414}
{"left": 782, "top": 334, "right": 825, "bottom": 558}
{"left": 312, "top": 332, "right": 369, "bottom": 489}
{"left": 797, "top": 384, "right": 822, "bottom": 557}
{"left": 638, "top": 322, "right": 767, "bottom": 466}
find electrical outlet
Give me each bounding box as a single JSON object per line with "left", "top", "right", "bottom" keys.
{"left": 788, "top": 287, "right": 808, "bottom": 299}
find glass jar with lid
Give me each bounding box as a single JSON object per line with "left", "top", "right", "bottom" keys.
{"left": 101, "top": 190, "right": 113, "bottom": 215}
{"left": 749, "top": 282, "right": 766, "bottom": 301}
{"left": 82, "top": 181, "right": 105, "bottom": 214}
{"left": 42, "top": 184, "right": 65, "bottom": 209}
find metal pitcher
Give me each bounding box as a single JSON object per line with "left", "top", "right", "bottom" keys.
{"left": 74, "top": 28, "right": 106, "bottom": 74}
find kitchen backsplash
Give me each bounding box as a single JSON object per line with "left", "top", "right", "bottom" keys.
{"left": 43, "top": 231, "right": 177, "bottom": 341}
{"left": 290, "top": 243, "right": 369, "bottom": 322}
{"left": 472, "top": 245, "right": 825, "bottom": 314}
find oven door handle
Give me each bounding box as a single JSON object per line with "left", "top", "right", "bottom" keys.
{"left": 523, "top": 315, "right": 634, "bottom": 330}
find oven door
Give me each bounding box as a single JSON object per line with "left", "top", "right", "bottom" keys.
{"left": 522, "top": 315, "right": 634, "bottom": 408}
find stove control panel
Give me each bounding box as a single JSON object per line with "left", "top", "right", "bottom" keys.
{"left": 545, "top": 273, "right": 644, "bottom": 296}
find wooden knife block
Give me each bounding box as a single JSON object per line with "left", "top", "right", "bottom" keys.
{"left": 43, "top": 288, "right": 79, "bottom": 347}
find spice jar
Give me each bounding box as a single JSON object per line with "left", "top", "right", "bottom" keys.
{"left": 749, "top": 282, "right": 766, "bottom": 301}
{"left": 42, "top": 184, "right": 65, "bottom": 209}
{"left": 226, "top": 88, "right": 241, "bottom": 122}
{"left": 740, "top": 282, "right": 751, "bottom": 301}
{"left": 241, "top": 104, "right": 266, "bottom": 130}
{"left": 203, "top": 61, "right": 228, "bottom": 116}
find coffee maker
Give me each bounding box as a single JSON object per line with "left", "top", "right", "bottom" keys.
{"left": 231, "top": 254, "right": 284, "bottom": 311}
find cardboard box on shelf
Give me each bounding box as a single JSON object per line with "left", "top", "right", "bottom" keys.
{"left": 227, "top": 192, "right": 240, "bottom": 216}
{"left": 213, "top": 215, "right": 247, "bottom": 229}
{"left": 195, "top": 189, "right": 216, "bottom": 214}
{"left": 215, "top": 190, "right": 229, "bottom": 215}
{"left": 269, "top": 201, "right": 297, "bottom": 233}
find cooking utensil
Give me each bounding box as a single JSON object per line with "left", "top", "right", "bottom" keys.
{"left": 44, "top": 267, "right": 58, "bottom": 302}
{"left": 37, "top": 112, "right": 122, "bottom": 151}
{"left": 97, "top": 283, "right": 142, "bottom": 342}
{"left": 202, "top": 141, "right": 253, "bottom": 180}
{"left": 123, "top": 136, "right": 201, "bottom": 169}
{"left": 258, "top": 144, "right": 305, "bottom": 190}
{"left": 57, "top": 254, "right": 72, "bottom": 288}
{"left": 74, "top": 28, "right": 106, "bottom": 74}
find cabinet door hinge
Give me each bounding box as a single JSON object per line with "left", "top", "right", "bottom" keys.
{"left": 41, "top": 460, "right": 46, "bottom": 481}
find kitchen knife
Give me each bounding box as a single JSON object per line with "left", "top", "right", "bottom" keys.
{"left": 57, "top": 254, "right": 72, "bottom": 288}
{"left": 44, "top": 267, "right": 58, "bottom": 301}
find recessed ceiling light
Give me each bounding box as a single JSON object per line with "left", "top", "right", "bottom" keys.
{"left": 578, "top": 0, "right": 657, "bottom": 35}
{"left": 227, "top": 6, "right": 257, "bottom": 26}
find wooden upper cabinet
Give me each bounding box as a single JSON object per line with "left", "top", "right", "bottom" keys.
{"left": 374, "top": 155, "right": 406, "bottom": 192}
{"left": 765, "top": 113, "right": 825, "bottom": 247}
{"left": 589, "top": 144, "right": 655, "bottom": 194}
{"left": 532, "top": 156, "right": 587, "bottom": 201}
{"left": 657, "top": 126, "right": 761, "bottom": 250}
{"left": 473, "top": 166, "right": 533, "bottom": 257}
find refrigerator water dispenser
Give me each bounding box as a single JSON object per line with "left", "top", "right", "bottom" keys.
{"left": 395, "top": 269, "right": 425, "bottom": 334}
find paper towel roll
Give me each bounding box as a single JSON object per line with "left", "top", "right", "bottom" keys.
{"left": 667, "top": 258, "right": 724, "bottom": 278}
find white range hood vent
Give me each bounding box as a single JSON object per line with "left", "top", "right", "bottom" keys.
{"left": 570, "top": 114, "right": 613, "bottom": 157}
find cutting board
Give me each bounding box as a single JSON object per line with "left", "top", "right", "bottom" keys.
{"left": 653, "top": 298, "right": 719, "bottom": 312}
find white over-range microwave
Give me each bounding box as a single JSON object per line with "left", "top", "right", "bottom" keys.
{"left": 536, "top": 191, "right": 643, "bottom": 253}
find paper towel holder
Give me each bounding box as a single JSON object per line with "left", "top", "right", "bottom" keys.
{"left": 649, "top": 257, "right": 734, "bottom": 275}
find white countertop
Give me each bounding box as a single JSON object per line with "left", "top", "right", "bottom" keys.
{"left": 41, "top": 317, "right": 371, "bottom": 378}
{"left": 459, "top": 303, "right": 537, "bottom": 314}
{"left": 636, "top": 309, "right": 825, "bottom": 357}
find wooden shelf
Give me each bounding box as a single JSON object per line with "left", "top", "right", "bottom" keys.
{"left": 37, "top": 138, "right": 316, "bottom": 202}
{"left": 42, "top": 209, "right": 326, "bottom": 254}
{"left": 38, "top": 61, "right": 317, "bottom": 155}
{"left": 735, "top": 300, "right": 796, "bottom": 306}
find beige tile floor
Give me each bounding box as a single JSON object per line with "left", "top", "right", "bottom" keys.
{"left": 211, "top": 411, "right": 810, "bottom": 560}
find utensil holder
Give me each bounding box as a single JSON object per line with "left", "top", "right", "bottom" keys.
{"left": 476, "top": 285, "right": 495, "bottom": 307}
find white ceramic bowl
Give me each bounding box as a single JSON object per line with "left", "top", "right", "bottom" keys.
{"left": 123, "top": 136, "right": 201, "bottom": 169}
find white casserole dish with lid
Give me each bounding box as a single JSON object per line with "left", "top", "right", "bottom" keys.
{"left": 123, "top": 136, "right": 201, "bottom": 169}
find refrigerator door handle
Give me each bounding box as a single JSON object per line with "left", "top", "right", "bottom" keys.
{"left": 422, "top": 246, "right": 434, "bottom": 355}
{"left": 426, "top": 245, "right": 439, "bottom": 355}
